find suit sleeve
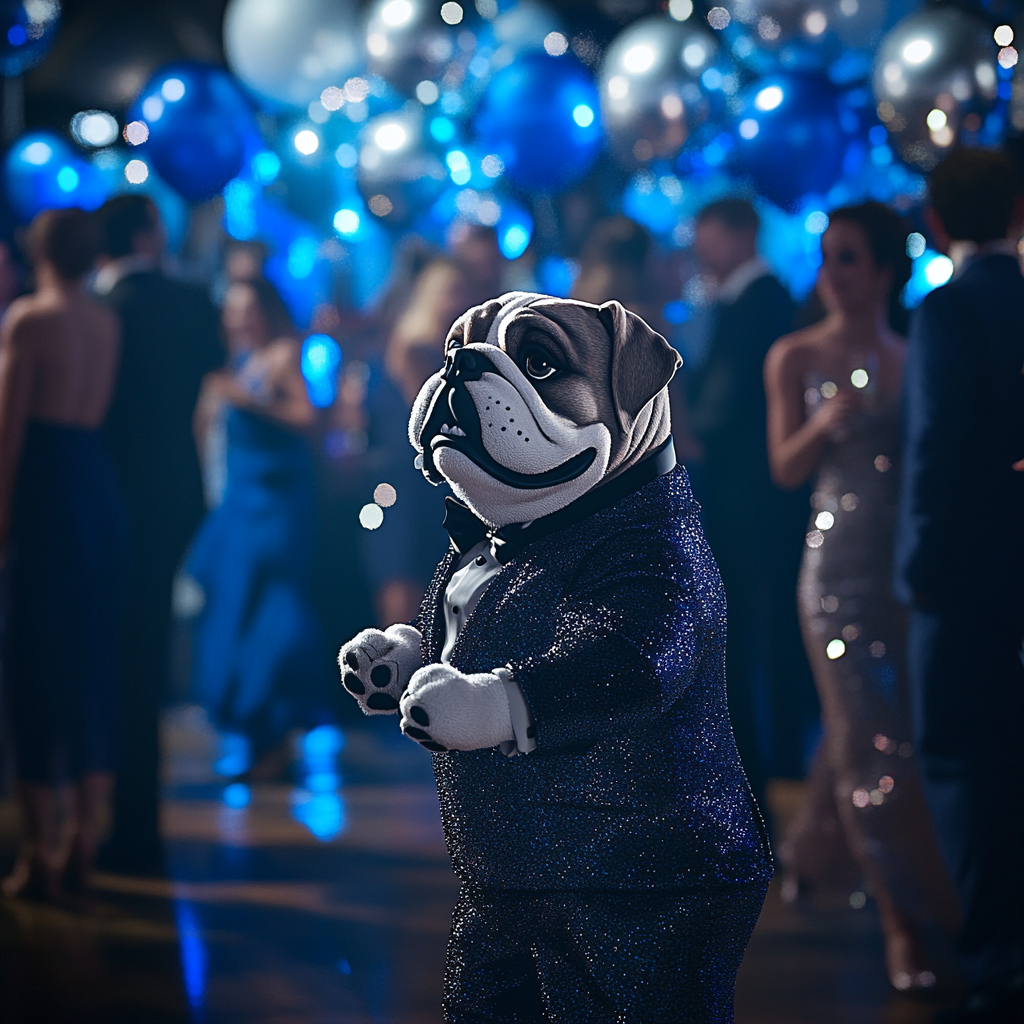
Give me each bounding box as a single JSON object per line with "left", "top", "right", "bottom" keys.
{"left": 507, "top": 528, "right": 704, "bottom": 752}
{"left": 895, "top": 287, "right": 974, "bottom": 605}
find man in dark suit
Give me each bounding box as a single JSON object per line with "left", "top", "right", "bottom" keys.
{"left": 688, "top": 198, "right": 813, "bottom": 812}
{"left": 96, "top": 196, "right": 223, "bottom": 872}
{"left": 896, "top": 149, "right": 1024, "bottom": 1023}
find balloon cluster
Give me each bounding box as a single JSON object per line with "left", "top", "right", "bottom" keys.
{"left": 6, "top": 0, "right": 1012, "bottom": 328}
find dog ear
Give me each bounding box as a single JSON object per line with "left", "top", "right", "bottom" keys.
{"left": 445, "top": 293, "right": 523, "bottom": 352}
{"left": 598, "top": 300, "right": 682, "bottom": 430}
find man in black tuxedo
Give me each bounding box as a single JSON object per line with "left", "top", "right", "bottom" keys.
{"left": 896, "top": 149, "right": 1024, "bottom": 1023}
{"left": 688, "top": 198, "right": 812, "bottom": 813}
{"left": 96, "top": 196, "right": 223, "bottom": 872}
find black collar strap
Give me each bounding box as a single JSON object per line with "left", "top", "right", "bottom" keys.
{"left": 442, "top": 435, "right": 678, "bottom": 565}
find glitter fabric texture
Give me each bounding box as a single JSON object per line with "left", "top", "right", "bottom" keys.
{"left": 786, "top": 385, "right": 955, "bottom": 922}
{"left": 418, "top": 466, "right": 772, "bottom": 1021}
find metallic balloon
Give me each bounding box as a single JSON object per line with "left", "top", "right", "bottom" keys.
{"left": 356, "top": 108, "right": 447, "bottom": 225}
{"left": 224, "top": 0, "right": 362, "bottom": 110}
{"left": 128, "top": 62, "right": 261, "bottom": 203}
{"left": 4, "top": 131, "right": 107, "bottom": 222}
{"left": 365, "top": 0, "right": 478, "bottom": 97}
{"left": 732, "top": 71, "right": 846, "bottom": 209}
{"left": 475, "top": 51, "right": 601, "bottom": 192}
{"left": 0, "top": 0, "right": 60, "bottom": 76}
{"left": 600, "top": 14, "right": 723, "bottom": 169}
{"left": 873, "top": 7, "right": 1001, "bottom": 171}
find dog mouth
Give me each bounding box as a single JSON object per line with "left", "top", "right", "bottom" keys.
{"left": 419, "top": 359, "right": 597, "bottom": 491}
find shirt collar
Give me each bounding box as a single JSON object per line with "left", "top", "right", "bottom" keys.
{"left": 93, "top": 253, "right": 160, "bottom": 295}
{"left": 716, "top": 256, "right": 771, "bottom": 304}
{"left": 949, "top": 239, "right": 1019, "bottom": 279}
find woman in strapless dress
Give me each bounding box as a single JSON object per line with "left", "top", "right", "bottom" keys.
{"left": 0, "top": 209, "right": 128, "bottom": 899}
{"left": 764, "top": 203, "right": 957, "bottom": 991}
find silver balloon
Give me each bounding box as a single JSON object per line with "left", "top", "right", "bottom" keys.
{"left": 873, "top": 7, "right": 1001, "bottom": 171}
{"left": 224, "top": 0, "right": 362, "bottom": 109}
{"left": 600, "top": 14, "right": 722, "bottom": 169}
{"left": 356, "top": 108, "right": 446, "bottom": 225}
{"left": 722, "top": 0, "right": 829, "bottom": 49}
{"left": 365, "top": 0, "right": 476, "bottom": 97}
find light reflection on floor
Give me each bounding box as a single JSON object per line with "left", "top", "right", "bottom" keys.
{"left": 160, "top": 704, "right": 455, "bottom": 1024}
{"left": 0, "top": 707, "right": 963, "bottom": 1023}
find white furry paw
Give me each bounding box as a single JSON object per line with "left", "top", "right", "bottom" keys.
{"left": 338, "top": 625, "right": 422, "bottom": 715}
{"left": 399, "top": 664, "right": 514, "bottom": 752}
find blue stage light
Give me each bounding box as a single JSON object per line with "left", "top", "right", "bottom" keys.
{"left": 430, "top": 116, "right": 456, "bottom": 143}
{"left": 301, "top": 333, "right": 342, "bottom": 408}
{"left": 251, "top": 150, "right": 281, "bottom": 184}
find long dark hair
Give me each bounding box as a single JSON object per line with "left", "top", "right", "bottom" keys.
{"left": 243, "top": 277, "right": 294, "bottom": 340}
{"left": 826, "top": 201, "right": 913, "bottom": 335}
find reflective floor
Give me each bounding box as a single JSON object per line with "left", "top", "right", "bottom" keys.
{"left": 1, "top": 707, "right": 961, "bottom": 1023}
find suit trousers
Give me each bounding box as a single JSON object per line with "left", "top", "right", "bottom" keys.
{"left": 908, "top": 606, "right": 1024, "bottom": 994}
{"left": 443, "top": 884, "right": 765, "bottom": 1023}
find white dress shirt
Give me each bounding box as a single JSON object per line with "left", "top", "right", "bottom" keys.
{"left": 442, "top": 541, "right": 537, "bottom": 756}
{"left": 715, "top": 256, "right": 772, "bottom": 304}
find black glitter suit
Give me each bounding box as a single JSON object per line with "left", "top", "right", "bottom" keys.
{"left": 418, "top": 461, "right": 772, "bottom": 1022}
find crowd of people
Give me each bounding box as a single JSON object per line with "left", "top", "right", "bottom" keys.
{"left": 0, "top": 146, "right": 1021, "bottom": 1022}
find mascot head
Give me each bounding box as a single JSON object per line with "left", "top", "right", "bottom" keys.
{"left": 408, "top": 292, "right": 681, "bottom": 529}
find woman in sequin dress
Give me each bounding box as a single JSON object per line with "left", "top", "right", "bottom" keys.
{"left": 764, "top": 203, "right": 957, "bottom": 991}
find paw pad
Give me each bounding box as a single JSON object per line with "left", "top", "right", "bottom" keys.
{"left": 343, "top": 672, "right": 365, "bottom": 695}
{"left": 345, "top": 651, "right": 359, "bottom": 671}
{"left": 366, "top": 693, "right": 400, "bottom": 711}
{"left": 409, "top": 706, "right": 430, "bottom": 727}
{"left": 370, "top": 665, "right": 392, "bottom": 688}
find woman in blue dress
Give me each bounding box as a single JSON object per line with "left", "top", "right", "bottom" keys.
{"left": 189, "top": 278, "right": 329, "bottom": 780}
{"left": 0, "top": 209, "right": 128, "bottom": 898}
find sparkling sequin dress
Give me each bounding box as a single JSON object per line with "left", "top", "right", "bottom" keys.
{"left": 782, "top": 378, "right": 955, "bottom": 922}
{"left": 418, "top": 466, "right": 772, "bottom": 1021}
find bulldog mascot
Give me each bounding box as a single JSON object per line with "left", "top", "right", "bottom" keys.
{"left": 339, "top": 293, "right": 771, "bottom": 1022}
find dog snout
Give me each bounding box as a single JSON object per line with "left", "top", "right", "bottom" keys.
{"left": 443, "top": 346, "right": 489, "bottom": 384}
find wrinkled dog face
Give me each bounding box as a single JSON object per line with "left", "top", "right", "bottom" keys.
{"left": 408, "top": 293, "right": 680, "bottom": 529}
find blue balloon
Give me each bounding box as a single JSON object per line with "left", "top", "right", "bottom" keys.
{"left": 733, "top": 73, "right": 846, "bottom": 210}
{"left": 0, "top": 0, "right": 60, "bottom": 77}
{"left": 4, "top": 131, "right": 108, "bottom": 222}
{"left": 128, "top": 62, "right": 260, "bottom": 203}
{"left": 475, "top": 52, "right": 601, "bottom": 193}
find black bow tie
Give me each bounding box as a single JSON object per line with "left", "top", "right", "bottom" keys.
{"left": 440, "top": 436, "right": 678, "bottom": 565}
{"left": 442, "top": 496, "right": 493, "bottom": 556}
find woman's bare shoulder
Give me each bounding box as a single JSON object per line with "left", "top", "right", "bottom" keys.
{"left": 76, "top": 292, "right": 121, "bottom": 334}
{"left": 765, "top": 323, "right": 828, "bottom": 377}
{"left": 1, "top": 294, "right": 62, "bottom": 344}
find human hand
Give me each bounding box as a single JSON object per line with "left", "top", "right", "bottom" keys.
{"left": 338, "top": 624, "right": 422, "bottom": 714}
{"left": 813, "top": 388, "right": 861, "bottom": 439}
{"left": 399, "top": 664, "right": 514, "bottom": 752}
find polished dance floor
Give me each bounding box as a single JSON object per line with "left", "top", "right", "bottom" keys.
{"left": 1, "top": 706, "right": 960, "bottom": 1023}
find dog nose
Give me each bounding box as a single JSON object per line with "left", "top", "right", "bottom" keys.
{"left": 443, "top": 346, "right": 484, "bottom": 383}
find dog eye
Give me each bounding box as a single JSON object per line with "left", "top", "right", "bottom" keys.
{"left": 524, "top": 353, "right": 558, "bottom": 380}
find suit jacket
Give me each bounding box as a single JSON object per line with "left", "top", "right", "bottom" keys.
{"left": 103, "top": 271, "right": 223, "bottom": 554}
{"left": 418, "top": 466, "right": 772, "bottom": 892}
{"left": 688, "top": 274, "right": 799, "bottom": 558}
{"left": 895, "top": 253, "right": 1024, "bottom": 616}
